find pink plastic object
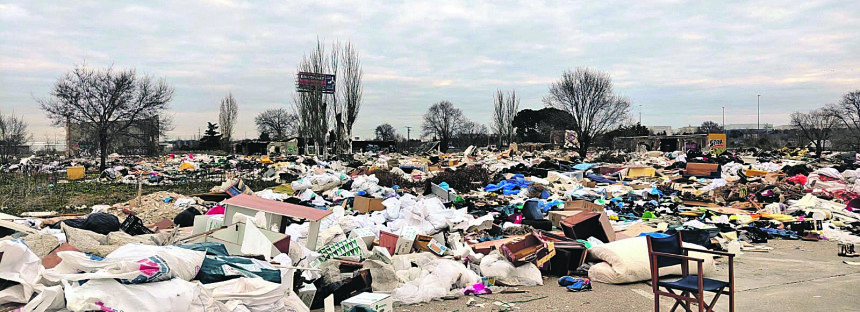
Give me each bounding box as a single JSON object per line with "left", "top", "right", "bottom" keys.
{"left": 464, "top": 283, "right": 491, "bottom": 295}
{"left": 206, "top": 206, "right": 225, "bottom": 215}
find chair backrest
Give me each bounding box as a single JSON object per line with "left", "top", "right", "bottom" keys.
{"left": 647, "top": 233, "right": 683, "bottom": 268}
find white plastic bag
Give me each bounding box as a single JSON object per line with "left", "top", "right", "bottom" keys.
{"left": 203, "top": 277, "right": 308, "bottom": 312}
{"left": 64, "top": 278, "right": 201, "bottom": 312}
{"left": 45, "top": 244, "right": 205, "bottom": 284}
{"left": 0, "top": 240, "right": 42, "bottom": 305}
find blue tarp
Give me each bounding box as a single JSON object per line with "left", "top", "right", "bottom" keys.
{"left": 485, "top": 174, "right": 533, "bottom": 194}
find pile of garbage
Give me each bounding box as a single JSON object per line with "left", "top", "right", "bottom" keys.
{"left": 2, "top": 145, "right": 860, "bottom": 311}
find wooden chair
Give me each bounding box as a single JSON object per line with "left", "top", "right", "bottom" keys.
{"left": 646, "top": 233, "right": 735, "bottom": 312}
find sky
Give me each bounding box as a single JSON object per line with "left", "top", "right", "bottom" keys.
{"left": 2, "top": 0, "right": 859, "bottom": 142}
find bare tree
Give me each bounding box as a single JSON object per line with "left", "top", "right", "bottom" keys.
{"left": 492, "top": 90, "right": 520, "bottom": 147}
{"left": 826, "top": 90, "right": 860, "bottom": 149}
{"left": 255, "top": 108, "right": 298, "bottom": 140}
{"left": 337, "top": 42, "right": 363, "bottom": 155}
{"left": 458, "top": 119, "right": 489, "bottom": 147}
{"left": 544, "top": 67, "right": 631, "bottom": 156}
{"left": 218, "top": 92, "right": 238, "bottom": 152}
{"left": 422, "top": 101, "right": 464, "bottom": 152}
{"left": 0, "top": 112, "right": 31, "bottom": 163}
{"left": 39, "top": 65, "right": 173, "bottom": 170}
{"left": 375, "top": 123, "right": 397, "bottom": 141}
{"left": 791, "top": 108, "right": 838, "bottom": 159}
{"left": 295, "top": 39, "right": 332, "bottom": 156}
{"left": 697, "top": 120, "right": 723, "bottom": 134}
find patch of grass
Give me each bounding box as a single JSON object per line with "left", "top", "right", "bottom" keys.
{"left": 0, "top": 173, "right": 279, "bottom": 215}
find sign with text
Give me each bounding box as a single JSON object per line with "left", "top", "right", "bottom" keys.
{"left": 708, "top": 133, "right": 727, "bottom": 154}
{"left": 297, "top": 72, "right": 336, "bottom": 94}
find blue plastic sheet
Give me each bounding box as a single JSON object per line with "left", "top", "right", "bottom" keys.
{"left": 485, "top": 175, "right": 533, "bottom": 194}
{"left": 573, "top": 163, "right": 598, "bottom": 171}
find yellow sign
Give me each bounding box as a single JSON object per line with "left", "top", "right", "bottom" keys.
{"left": 708, "top": 133, "right": 727, "bottom": 154}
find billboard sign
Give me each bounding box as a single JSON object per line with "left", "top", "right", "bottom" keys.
{"left": 297, "top": 72, "right": 336, "bottom": 94}
{"left": 708, "top": 133, "right": 727, "bottom": 154}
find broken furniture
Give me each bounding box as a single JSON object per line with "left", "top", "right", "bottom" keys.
{"left": 222, "top": 194, "right": 331, "bottom": 249}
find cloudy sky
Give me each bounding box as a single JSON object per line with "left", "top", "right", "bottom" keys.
{"left": 2, "top": 0, "right": 859, "bottom": 142}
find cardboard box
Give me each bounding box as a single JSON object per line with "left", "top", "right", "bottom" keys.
{"left": 349, "top": 227, "right": 377, "bottom": 250}
{"left": 298, "top": 283, "right": 317, "bottom": 308}
{"left": 500, "top": 232, "right": 556, "bottom": 267}
{"left": 66, "top": 166, "right": 85, "bottom": 180}
{"left": 626, "top": 167, "right": 656, "bottom": 178}
{"left": 341, "top": 292, "right": 394, "bottom": 312}
{"left": 564, "top": 200, "right": 604, "bottom": 213}
{"left": 559, "top": 212, "right": 616, "bottom": 243}
{"left": 413, "top": 234, "right": 433, "bottom": 252}
{"left": 395, "top": 227, "right": 418, "bottom": 255}
{"left": 549, "top": 246, "right": 588, "bottom": 277}
{"left": 427, "top": 238, "right": 448, "bottom": 256}
{"left": 379, "top": 231, "right": 399, "bottom": 256}
{"left": 549, "top": 210, "right": 583, "bottom": 228}
{"left": 353, "top": 196, "right": 385, "bottom": 213}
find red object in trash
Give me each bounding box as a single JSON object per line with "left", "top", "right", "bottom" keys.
{"left": 379, "top": 231, "right": 399, "bottom": 256}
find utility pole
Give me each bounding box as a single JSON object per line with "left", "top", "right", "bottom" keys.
{"left": 405, "top": 126, "right": 412, "bottom": 142}
{"left": 757, "top": 95, "right": 761, "bottom": 132}
{"left": 722, "top": 106, "right": 726, "bottom": 133}
{"left": 405, "top": 126, "right": 412, "bottom": 151}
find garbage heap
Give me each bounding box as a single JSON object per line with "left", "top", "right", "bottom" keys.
{"left": 1, "top": 145, "right": 860, "bottom": 312}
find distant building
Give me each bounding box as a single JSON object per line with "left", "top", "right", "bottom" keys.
{"left": 725, "top": 123, "right": 773, "bottom": 131}
{"left": 676, "top": 125, "right": 698, "bottom": 134}
{"left": 613, "top": 134, "right": 709, "bottom": 153}
{"left": 66, "top": 116, "right": 161, "bottom": 157}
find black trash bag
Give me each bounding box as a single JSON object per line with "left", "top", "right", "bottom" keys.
{"left": 173, "top": 207, "right": 201, "bottom": 228}
{"left": 78, "top": 213, "right": 120, "bottom": 235}
{"left": 60, "top": 218, "right": 86, "bottom": 230}
{"left": 120, "top": 214, "right": 155, "bottom": 236}
{"left": 665, "top": 228, "right": 714, "bottom": 247}
{"left": 521, "top": 200, "right": 544, "bottom": 220}
{"left": 742, "top": 227, "right": 769, "bottom": 243}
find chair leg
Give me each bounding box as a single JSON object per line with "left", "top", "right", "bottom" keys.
{"left": 698, "top": 293, "right": 704, "bottom": 312}
{"left": 655, "top": 293, "right": 660, "bottom": 312}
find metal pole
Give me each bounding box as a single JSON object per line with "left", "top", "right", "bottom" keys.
{"left": 757, "top": 95, "right": 760, "bottom": 132}
{"left": 722, "top": 106, "right": 725, "bottom": 130}
{"left": 639, "top": 105, "right": 642, "bottom": 124}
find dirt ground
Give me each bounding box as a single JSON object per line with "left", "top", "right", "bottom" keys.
{"left": 317, "top": 239, "right": 860, "bottom": 312}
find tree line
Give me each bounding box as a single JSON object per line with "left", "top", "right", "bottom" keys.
{"left": 19, "top": 37, "right": 859, "bottom": 170}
